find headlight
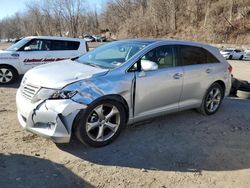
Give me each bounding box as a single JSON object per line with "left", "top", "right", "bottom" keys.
{"left": 50, "top": 90, "right": 78, "bottom": 99}
{"left": 32, "top": 88, "right": 58, "bottom": 102}
{"left": 32, "top": 88, "right": 77, "bottom": 103}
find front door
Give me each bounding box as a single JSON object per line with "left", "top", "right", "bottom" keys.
{"left": 18, "top": 39, "right": 53, "bottom": 73}
{"left": 134, "top": 45, "right": 183, "bottom": 118}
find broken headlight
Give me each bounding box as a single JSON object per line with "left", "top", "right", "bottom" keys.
{"left": 32, "top": 88, "right": 77, "bottom": 102}
{"left": 50, "top": 90, "right": 78, "bottom": 99}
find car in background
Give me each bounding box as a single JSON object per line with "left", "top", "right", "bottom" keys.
{"left": 0, "top": 36, "right": 88, "bottom": 84}
{"left": 14, "top": 38, "right": 24, "bottom": 43}
{"left": 16, "top": 39, "right": 232, "bottom": 147}
{"left": 243, "top": 49, "right": 250, "bottom": 61}
{"left": 83, "top": 35, "right": 95, "bottom": 42}
{"left": 220, "top": 48, "right": 244, "bottom": 60}
{"left": 93, "top": 35, "right": 107, "bottom": 42}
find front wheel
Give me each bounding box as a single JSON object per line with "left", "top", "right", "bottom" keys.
{"left": 0, "top": 65, "right": 18, "bottom": 84}
{"left": 74, "top": 100, "right": 126, "bottom": 147}
{"left": 198, "top": 83, "right": 224, "bottom": 115}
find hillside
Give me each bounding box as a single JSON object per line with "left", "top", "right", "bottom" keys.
{"left": 0, "top": 0, "right": 249, "bottom": 44}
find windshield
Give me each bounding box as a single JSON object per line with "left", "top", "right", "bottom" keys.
{"left": 77, "top": 41, "right": 150, "bottom": 69}
{"left": 6, "top": 38, "right": 30, "bottom": 51}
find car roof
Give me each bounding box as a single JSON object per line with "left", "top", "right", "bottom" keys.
{"left": 24, "top": 36, "right": 84, "bottom": 41}
{"left": 119, "top": 39, "right": 216, "bottom": 49}
{"left": 225, "top": 48, "right": 235, "bottom": 50}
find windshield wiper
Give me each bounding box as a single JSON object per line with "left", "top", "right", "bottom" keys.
{"left": 84, "top": 62, "right": 103, "bottom": 68}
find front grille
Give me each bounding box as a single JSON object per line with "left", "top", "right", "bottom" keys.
{"left": 21, "top": 83, "right": 40, "bottom": 100}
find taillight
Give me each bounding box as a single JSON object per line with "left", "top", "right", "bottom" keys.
{"left": 228, "top": 64, "right": 232, "bottom": 73}
{"left": 85, "top": 42, "right": 89, "bottom": 52}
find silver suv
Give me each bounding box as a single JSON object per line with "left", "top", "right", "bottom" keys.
{"left": 16, "top": 40, "right": 232, "bottom": 147}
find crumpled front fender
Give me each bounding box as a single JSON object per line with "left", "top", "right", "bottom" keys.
{"left": 65, "top": 75, "right": 133, "bottom": 106}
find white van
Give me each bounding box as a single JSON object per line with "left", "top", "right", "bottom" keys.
{"left": 0, "top": 36, "right": 88, "bottom": 84}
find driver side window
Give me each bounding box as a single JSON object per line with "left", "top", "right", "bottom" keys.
{"left": 21, "top": 39, "right": 51, "bottom": 51}
{"left": 142, "top": 45, "right": 175, "bottom": 69}
{"left": 22, "top": 39, "right": 42, "bottom": 51}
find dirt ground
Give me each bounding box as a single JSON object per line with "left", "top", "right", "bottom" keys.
{"left": 1, "top": 42, "right": 250, "bottom": 187}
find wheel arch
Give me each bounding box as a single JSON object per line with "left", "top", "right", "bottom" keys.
{"left": 0, "top": 64, "right": 20, "bottom": 75}
{"left": 212, "top": 80, "right": 226, "bottom": 98}
{"left": 72, "top": 94, "right": 130, "bottom": 135}
{"left": 71, "top": 94, "right": 130, "bottom": 146}
{"left": 91, "top": 94, "right": 130, "bottom": 123}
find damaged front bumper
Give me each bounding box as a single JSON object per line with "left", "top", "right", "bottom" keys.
{"left": 16, "top": 89, "right": 87, "bottom": 143}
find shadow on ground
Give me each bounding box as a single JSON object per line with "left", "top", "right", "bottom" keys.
{"left": 0, "top": 154, "right": 94, "bottom": 188}
{"left": 58, "top": 98, "right": 250, "bottom": 172}
{"left": 0, "top": 76, "right": 22, "bottom": 89}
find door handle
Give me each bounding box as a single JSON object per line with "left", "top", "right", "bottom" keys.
{"left": 206, "top": 68, "right": 212, "bottom": 74}
{"left": 173, "top": 73, "right": 183, "bottom": 79}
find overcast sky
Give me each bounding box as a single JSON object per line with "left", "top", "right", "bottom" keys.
{"left": 0, "top": 0, "right": 105, "bottom": 19}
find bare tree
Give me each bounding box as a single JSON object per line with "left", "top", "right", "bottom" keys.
{"left": 0, "top": 0, "right": 249, "bottom": 44}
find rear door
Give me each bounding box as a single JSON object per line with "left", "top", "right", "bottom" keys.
{"left": 50, "top": 40, "right": 81, "bottom": 60}
{"left": 134, "top": 45, "right": 183, "bottom": 118}
{"left": 178, "top": 45, "right": 221, "bottom": 109}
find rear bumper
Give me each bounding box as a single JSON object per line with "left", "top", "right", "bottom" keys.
{"left": 16, "top": 89, "right": 87, "bottom": 143}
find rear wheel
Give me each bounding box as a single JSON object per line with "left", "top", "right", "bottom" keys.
{"left": 74, "top": 99, "right": 126, "bottom": 147}
{"left": 239, "top": 55, "right": 243, "bottom": 60}
{"left": 229, "top": 55, "right": 233, "bottom": 60}
{"left": 0, "top": 65, "right": 18, "bottom": 84}
{"left": 198, "top": 83, "right": 224, "bottom": 115}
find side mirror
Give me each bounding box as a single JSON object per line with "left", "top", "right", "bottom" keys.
{"left": 141, "top": 59, "right": 158, "bottom": 71}
{"left": 24, "top": 46, "right": 31, "bottom": 51}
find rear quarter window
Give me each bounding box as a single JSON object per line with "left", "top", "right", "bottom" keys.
{"left": 206, "top": 50, "right": 220, "bottom": 64}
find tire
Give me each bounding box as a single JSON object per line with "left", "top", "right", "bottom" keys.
{"left": 198, "top": 83, "right": 224, "bottom": 115}
{"left": 229, "top": 55, "right": 233, "bottom": 60}
{"left": 239, "top": 55, "right": 243, "bottom": 60}
{"left": 0, "top": 65, "right": 18, "bottom": 84}
{"left": 74, "top": 99, "right": 126, "bottom": 147}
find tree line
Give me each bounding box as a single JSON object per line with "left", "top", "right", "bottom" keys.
{"left": 0, "top": 0, "right": 249, "bottom": 44}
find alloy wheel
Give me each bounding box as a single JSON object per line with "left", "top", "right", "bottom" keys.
{"left": 0, "top": 68, "right": 13, "bottom": 83}
{"left": 86, "top": 104, "right": 121, "bottom": 142}
{"left": 206, "top": 87, "right": 222, "bottom": 113}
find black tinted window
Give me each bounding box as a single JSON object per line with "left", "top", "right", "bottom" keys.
{"left": 51, "top": 40, "right": 80, "bottom": 50}
{"left": 180, "top": 46, "right": 206, "bottom": 65}
{"left": 180, "top": 45, "right": 219, "bottom": 65}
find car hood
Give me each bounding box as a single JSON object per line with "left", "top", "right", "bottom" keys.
{"left": 0, "top": 50, "right": 16, "bottom": 58}
{"left": 23, "top": 59, "right": 109, "bottom": 89}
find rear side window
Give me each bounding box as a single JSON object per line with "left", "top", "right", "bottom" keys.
{"left": 51, "top": 40, "right": 80, "bottom": 51}
{"left": 20, "top": 39, "right": 52, "bottom": 51}
{"left": 180, "top": 45, "right": 219, "bottom": 65}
